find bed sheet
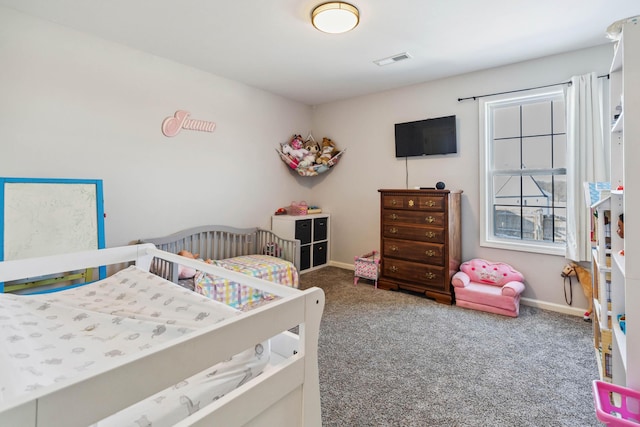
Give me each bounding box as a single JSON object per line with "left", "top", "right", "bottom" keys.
{"left": 195, "top": 255, "right": 299, "bottom": 309}
{"left": 0, "top": 266, "right": 270, "bottom": 426}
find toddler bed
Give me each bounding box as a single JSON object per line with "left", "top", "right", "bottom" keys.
{"left": 0, "top": 244, "right": 324, "bottom": 427}
{"left": 140, "top": 225, "right": 301, "bottom": 309}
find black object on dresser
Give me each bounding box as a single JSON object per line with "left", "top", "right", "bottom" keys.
{"left": 378, "top": 189, "right": 462, "bottom": 304}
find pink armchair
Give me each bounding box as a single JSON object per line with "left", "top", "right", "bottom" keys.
{"left": 451, "top": 259, "right": 525, "bottom": 317}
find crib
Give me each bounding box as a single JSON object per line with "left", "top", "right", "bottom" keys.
{"left": 140, "top": 225, "right": 301, "bottom": 310}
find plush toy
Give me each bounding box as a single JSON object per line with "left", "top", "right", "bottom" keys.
{"left": 317, "top": 137, "right": 338, "bottom": 165}
{"left": 290, "top": 134, "right": 304, "bottom": 150}
{"left": 281, "top": 143, "right": 309, "bottom": 161}
{"left": 303, "top": 138, "right": 321, "bottom": 158}
{"left": 177, "top": 250, "right": 213, "bottom": 279}
{"left": 298, "top": 152, "right": 317, "bottom": 169}
{"left": 177, "top": 250, "right": 198, "bottom": 279}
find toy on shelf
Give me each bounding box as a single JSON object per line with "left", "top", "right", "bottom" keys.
{"left": 287, "top": 201, "right": 308, "bottom": 216}
{"left": 618, "top": 314, "right": 626, "bottom": 334}
{"left": 276, "top": 133, "right": 345, "bottom": 177}
{"left": 618, "top": 213, "right": 625, "bottom": 256}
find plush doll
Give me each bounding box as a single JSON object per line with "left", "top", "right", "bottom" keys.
{"left": 177, "top": 250, "right": 198, "bottom": 279}
{"left": 290, "top": 134, "right": 304, "bottom": 150}
{"left": 177, "top": 250, "right": 213, "bottom": 279}
{"left": 280, "top": 144, "right": 299, "bottom": 169}
{"left": 317, "top": 137, "right": 338, "bottom": 165}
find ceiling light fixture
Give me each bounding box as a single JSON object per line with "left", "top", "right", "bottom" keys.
{"left": 312, "top": 2, "right": 359, "bottom": 34}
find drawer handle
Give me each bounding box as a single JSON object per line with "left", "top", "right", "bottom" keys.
{"left": 425, "top": 272, "right": 436, "bottom": 280}
{"left": 390, "top": 266, "right": 398, "bottom": 273}
{"left": 425, "top": 250, "right": 435, "bottom": 257}
{"left": 391, "top": 213, "right": 398, "bottom": 220}
{"left": 428, "top": 200, "right": 436, "bottom": 207}
{"left": 390, "top": 227, "right": 398, "bottom": 234}
{"left": 408, "top": 199, "right": 414, "bottom": 207}
{"left": 391, "top": 245, "right": 399, "bottom": 252}
{"left": 425, "top": 231, "right": 436, "bottom": 238}
{"left": 391, "top": 199, "right": 397, "bottom": 206}
{"left": 425, "top": 216, "right": 435, "bottom": 223}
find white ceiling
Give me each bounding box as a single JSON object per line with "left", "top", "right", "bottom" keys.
{"left": 2, "top": 0, "right": 638, "bottom": 106}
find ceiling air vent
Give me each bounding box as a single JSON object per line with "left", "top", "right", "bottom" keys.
{"left": 374, "top": 52, "right": 411, "bottom": 66}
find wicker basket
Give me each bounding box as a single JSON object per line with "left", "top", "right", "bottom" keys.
{"left": 288, "top": 201, "right": 308, "bottom": 216}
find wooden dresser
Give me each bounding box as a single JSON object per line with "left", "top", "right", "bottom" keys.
{"left": 378, "top": 189, "right": 462, "bottom": 304}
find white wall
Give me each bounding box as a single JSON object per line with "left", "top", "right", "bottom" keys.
{"left": 311, "top": 44, "right": 613, "bottom": 312}
{"left": 0, "top": 5, "right": 614, "bottom": 312}
{"left": 0, "top": 7, "right": 312, "bottom": 247}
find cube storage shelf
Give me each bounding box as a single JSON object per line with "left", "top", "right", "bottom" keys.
{"left": 271, "top": 213, "right": 330, "bottom": 273}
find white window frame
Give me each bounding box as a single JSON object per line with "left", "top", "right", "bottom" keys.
{"left": 479, "top": 87, "right": 566, "bottom": 256}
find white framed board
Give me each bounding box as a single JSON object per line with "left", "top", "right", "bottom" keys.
{"left": 0, "top": 178, "right": 106, "bottom": 291}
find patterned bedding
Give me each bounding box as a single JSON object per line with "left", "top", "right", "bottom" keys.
{"left": 195, "top": 255, "right": 299, "bottom": 309}
{"left": 0, "top": 266, "right": 270, "bottom": 427}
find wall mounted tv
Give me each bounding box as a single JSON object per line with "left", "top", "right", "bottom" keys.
{"left": 395, "top": 115, "right": 457, "bottom": 158}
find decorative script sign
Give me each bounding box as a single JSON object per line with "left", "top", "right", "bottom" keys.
{"left": 162, "top": 110, "right": 216, "bottom": 137}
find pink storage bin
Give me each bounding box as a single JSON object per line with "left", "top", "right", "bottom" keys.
{"left": 593, "top": 380, "right": 640, "bottom": 426}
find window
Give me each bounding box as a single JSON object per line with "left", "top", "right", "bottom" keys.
{"left": 479, "top": 88, "right": 566, "bottom": 255}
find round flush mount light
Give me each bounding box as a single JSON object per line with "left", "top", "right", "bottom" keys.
{"left": 312, "top": 2, "right": 359, "bottom": 34}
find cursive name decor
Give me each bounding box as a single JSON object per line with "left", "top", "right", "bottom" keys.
{"left": 161, "top": 110, "right": 216, "bottom": 137}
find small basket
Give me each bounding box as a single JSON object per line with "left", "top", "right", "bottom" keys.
{"left": 593, "top": 380, "right": 640, "bottom": 426}
{"left": 287, "top": 201, "right": 308, "bottom": 216}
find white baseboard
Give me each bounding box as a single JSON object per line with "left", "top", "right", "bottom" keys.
{"left": 325, "top": 262, "right": 588, "bottom": 318}
{"left": 520, "top": 297, "right": 587, "bottom": 318}
{"left": 328, "top": 260, "right": 353, "bottom": 270}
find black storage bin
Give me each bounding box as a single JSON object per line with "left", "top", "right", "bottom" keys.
{"left": 295, "top": 219, "right": 312, "bottom": 245}
{"left": 313, "top": 217, "right": 328, "bottom": 241}
{"left": 313, "top": 242, "right": 327, "bottom": 267}
{"left": 300, "top": 245, "right": 311, "bottom": 270}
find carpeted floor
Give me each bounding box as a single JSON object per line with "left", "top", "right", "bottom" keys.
{"left": 299, "top": 266, "right": 600, "bottom": 427}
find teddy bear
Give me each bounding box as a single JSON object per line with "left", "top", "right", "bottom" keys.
{"left": 316, "top": 137, "right": 338, "bottom": 165}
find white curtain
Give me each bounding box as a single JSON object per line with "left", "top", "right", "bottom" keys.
{"left": 565, "top": 72, "right": 607, "bottom": 262}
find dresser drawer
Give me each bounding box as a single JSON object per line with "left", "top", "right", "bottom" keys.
{"left": 382, "top": 195, "right": 444, "bottom": 211}
{"left": 383, "top": 238, "right": 444, "bottom": 265}
{"left": 382, "top": 210, "right": 445, "bottom": 227}
{"left": 382, "top": 258, "right": 445, "bottom": 289}
{"left": 382, "top": 223, "right": 445, "bottom": 243}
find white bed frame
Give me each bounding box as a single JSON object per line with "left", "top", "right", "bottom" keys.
{"left": 0, "top": 244, "right": 324, "bottom": 427}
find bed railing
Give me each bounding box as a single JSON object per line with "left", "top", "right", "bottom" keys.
{"left": 0, "top": 245, "right": 323, "bottom": 427}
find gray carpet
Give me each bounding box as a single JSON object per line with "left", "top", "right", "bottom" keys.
{"left": 299, "top": 266, "right": 600, "bottom": 427}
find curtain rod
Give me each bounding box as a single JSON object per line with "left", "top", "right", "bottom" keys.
{"left": 457, "top": 74, "right": 609, "bottom": 102}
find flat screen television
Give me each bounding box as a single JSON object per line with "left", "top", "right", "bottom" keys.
{"left": 395, "top": 115, "right": 457, "bottom": 157}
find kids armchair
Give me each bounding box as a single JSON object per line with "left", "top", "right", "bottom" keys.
{"left": 451, "top": 258, "right": 525, "bottom": 317}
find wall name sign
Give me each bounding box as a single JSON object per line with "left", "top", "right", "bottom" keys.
{"left": 162, "top": 110, "right": 216, "bottom": 137}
